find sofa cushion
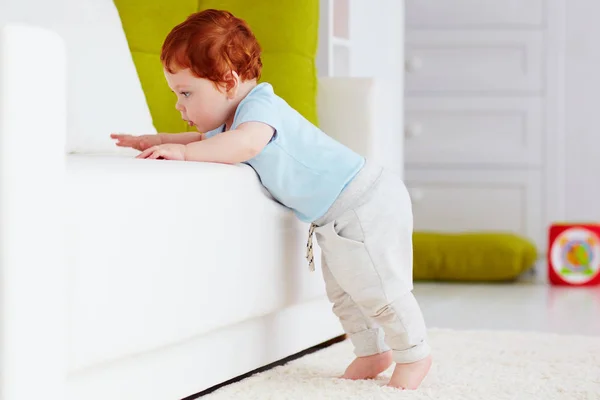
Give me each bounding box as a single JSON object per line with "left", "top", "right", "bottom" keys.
{"left": 114, "top": 0, "right": 319, "bottom": 133}
{"left": 413, "top": 232, "right": 538, "bottom": 281}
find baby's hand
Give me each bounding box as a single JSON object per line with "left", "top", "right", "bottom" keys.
{"left": 110, "top": 133, "right": 162, "bottom": 151}
{"left": 136, "top": 144, "right": 187, "bottom": 161}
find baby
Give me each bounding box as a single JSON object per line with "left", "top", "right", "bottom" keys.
{"left": 111, "top": 9, "right": 432, "bottom": 390}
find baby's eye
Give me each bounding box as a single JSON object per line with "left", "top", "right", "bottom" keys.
{"left": 180, "top": 91, "right": 191, "bottom": 98}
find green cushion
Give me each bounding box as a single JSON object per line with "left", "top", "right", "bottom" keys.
{"left": 114, "top": 0, "right": 319, "bottom": 133}
{"left": 413, "top": 232, "right": 538, "bottom": 282}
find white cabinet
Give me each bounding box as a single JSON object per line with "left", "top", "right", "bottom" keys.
{"left": 405, "top": 1, "right": 558, "bottom": 249}
{"left": 406, "top": 0, "right": 545, "bottom": 28}
{"left": 406, "top": 31, "right": 544, "bottom": 93}
{"left": 405, "top": 169, "right": 543, "bottom": 244}
{"left": 405, "top": 97, "right": 542, "bottom": 166}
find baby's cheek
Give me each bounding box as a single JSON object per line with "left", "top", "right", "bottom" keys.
{"left": 197, "top": 109, "right": 214, "bottom": 123}
{"left": 191, "top": 111, "right": 204, "bottom": 124}
{"left": 189, "top": 103, "right": 203, "bottom": 118}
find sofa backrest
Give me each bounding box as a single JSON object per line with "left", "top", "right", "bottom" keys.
{"left": 114, "top": 0, "right": 319, "bottom": 133}
{"left": 3, "top": 0, "right": 157, "bottom": 155}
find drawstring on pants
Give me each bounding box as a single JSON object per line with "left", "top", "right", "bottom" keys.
{"left": 306, "top": 223, "right": 316, "bottom": 271}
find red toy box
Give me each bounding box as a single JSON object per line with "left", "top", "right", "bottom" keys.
{"left": 548, "top": 223, "right": 600, "bottom": 286}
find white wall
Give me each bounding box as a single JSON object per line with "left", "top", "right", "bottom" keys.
{"left": 349, "top": 0, "right": 404, "bottom": 176}
{"left": 565, "top": 2, "right": 600, "bottom": 222}
{"left": 316, "top": 0, "right": 404, "bottom": 175}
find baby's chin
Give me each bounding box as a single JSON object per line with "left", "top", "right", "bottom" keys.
{"left": 187, "top": 120, "right": 210, "bottom": 133}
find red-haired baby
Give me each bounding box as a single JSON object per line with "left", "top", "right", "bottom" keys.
{"left": 111, "top": 9, "right": 432, "bottom": 390}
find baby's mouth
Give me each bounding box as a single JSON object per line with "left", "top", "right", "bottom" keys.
{"left": 184, "top": 119, "right": 195, "bottom": 127}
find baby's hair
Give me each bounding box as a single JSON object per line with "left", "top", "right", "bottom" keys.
{"left": 161, "top": 9, "right": 262, "bottom": 90}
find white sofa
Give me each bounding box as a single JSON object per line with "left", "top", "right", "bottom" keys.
{"left": 0, "top": 23, "right": 388, "bottom": 400}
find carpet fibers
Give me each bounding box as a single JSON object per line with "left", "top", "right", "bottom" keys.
{"left": 202, "top": 329, "right": 600, "bottom": 399}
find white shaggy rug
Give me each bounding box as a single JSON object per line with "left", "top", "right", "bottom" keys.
{"left": 203, "top": 329, "right": 600, "bottom": 400}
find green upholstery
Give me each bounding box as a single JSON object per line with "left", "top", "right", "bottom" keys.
{"left": 114, "top": 0, "right": 319, "bottom": 133}
{"left": 413, "top": 232, "right": 538, "bottom": 282}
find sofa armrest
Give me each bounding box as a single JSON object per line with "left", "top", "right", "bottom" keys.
{"left": 0, "top": 24, "right": 67, "bottom": 400}
{"left": 317, "top": 77, "right": 404, "bottom": 175}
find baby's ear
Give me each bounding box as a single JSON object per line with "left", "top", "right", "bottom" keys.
{"left": 224, "top": 70, "right": 240, "bottom": 98}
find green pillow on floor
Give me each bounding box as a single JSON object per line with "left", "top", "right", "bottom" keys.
{"left": 413, "top": 232, "right": 538, "bottom": 282}
{"left": 114, "top": 0, "right": 319, "bottom": 133}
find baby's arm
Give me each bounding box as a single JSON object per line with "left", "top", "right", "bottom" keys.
{"left": 183, "top": 122, "right": 274, "bottom": 164}
{"left": 159, "top": 132, "right": 204, "bottom": 145}
{"left": 111, "top": 131, "right": 203, "bottom": 151}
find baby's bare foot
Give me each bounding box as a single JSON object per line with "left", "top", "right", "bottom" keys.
{"left": 341, "top": 351, "right": 393, "bottom": 380}
{"left": 386, "top": 355, "right": 432, "bottom": 390}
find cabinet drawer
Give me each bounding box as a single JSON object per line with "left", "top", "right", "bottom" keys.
{"left": 407, "top": 0, "right": 545, "bottom": 29}
{"left": 405, "top": 31, "right": 543, "bottom": 94}
{"left": 405, "top": 169, "right": 543, "bottom": 247}
{"left": 405, "top": 97, "right": 542, "bottom": 167}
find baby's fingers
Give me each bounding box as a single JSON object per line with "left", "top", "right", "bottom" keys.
{"left": 115, "top": 140, "right": 136, "bottom": 148}
{"left": 136, "top": 146, "right": 157, "bottom": 159}
{"left": 149, "top": 149, "right": 163, "bottom": 159}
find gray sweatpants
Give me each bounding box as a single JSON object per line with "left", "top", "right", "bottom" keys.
{"left": 310, "top": 160, "right": 430, "bottom": 364}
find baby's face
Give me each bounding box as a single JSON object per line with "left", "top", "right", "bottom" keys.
{"left": 164, "top": 68, "right": 231, "bottom": 133}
